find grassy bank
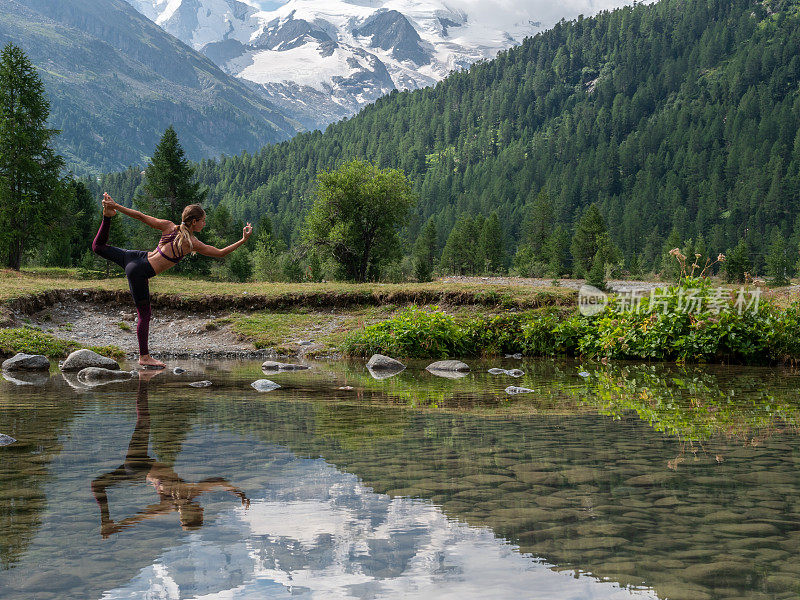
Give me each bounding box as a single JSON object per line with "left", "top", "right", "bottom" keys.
{"left": 0, "top": 326, "right": 124, "bottom": 360}
{"left": 342, "top": 282, "right": 800, "bottom": 365}
{"left": 0, "top": 269, "right": 574, "bottom": 307}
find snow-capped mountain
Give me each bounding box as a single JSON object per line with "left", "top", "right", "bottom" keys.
{"left": 123, "top": 0, "right": 543, "bottom": 129}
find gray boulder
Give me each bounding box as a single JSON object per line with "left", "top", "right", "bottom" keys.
{"left": 60, "top": 349, "right": 119, "bottom": 372}
{"left": 189, "top": 380, "right": 213, "bottom": 388}
{"left": 366, "top": 354, "right": 406, "bottom": 371}
{"left": 505, "top": 385, "right": 534, "bottom": 395}
{"left": 488, "top": 368, "right": 506, "bottom": 375}
{"left": 251, "top": 379, "right": 281, "bottom": 392}
{"left": 2, "top": 353, "right": 50, "bottom": 371}
{"left": 506, "top": 369, "right": 525, "bottom": 378}
{"left": 426, "top": 360, "right": 470, "bottom": 373}
{"left": 77, "top": 367, "right": 135, "bottom": 384}
{"left": 261, "top": 361, "right": 310, "bottom": 372}
{"left": 0, "top": 433, "right": 16, "bottom": 446}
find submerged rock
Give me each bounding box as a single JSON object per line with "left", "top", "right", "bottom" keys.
{"left": 488, "top": 368, "right": 506, "bottom": 375}
{"left": 366, "top": 354, "right": 406, "bottom": 371}
{"left": 261, "top": 360, "right": 310, "bottom": 372}
{"left": 77, "top": 367, "right": 135, "bottom": 384}
{"left": 0, "top": 433, "right": 17, "bottom": 446}
{"left": 60, "top": 349, "right": 119, "bottom": 372}
{"left": 189, "top": 380, "right": 213, "bottom": 388}
{"left": 2, "top": 353, "right": 50, "bottom": 371}
{"left": 172, "top": 367, "right": 186, "bottom": 375}
{"left": 505, "top": 385, "right": 534, "bottom": 395}
{"left": 426, "top": 360, "right": 470, "bottom": 373}
{"left": 251, "top": 379, "right": 281, "bottom": 392}
{"left": 506, "top": 369, "right": 525, "bottom": 378}
{"left": 505, "top": 353, "right": 523, "bottom": 359}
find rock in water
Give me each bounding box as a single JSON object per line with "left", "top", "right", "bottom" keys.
{"left": 189, "top": 380, "right": 213, "bottom": 388}
{"left": 251, "top": 379, "right": 281, "bottom": 392}
{"left": 488, "top": 368, "right": 507, "bottom": 375}
{"left": 172, "top": 367, "right": 186, "bottom": 375}
{"left": 77, "top": 367, "right": 135, "bottom": 384}
{"left": 2, "top": 353, "right": 50, "bottom": 371}
{"left": 505, "top": 385, "right": 534, "bottom": 395}
{"left": 505, "top": 353, "right": 523, "bottom": 359}
{"left": 366, "top": 354, "right": 406, "bottom": 371}
{"left": 261, "top": 361, "right": 310, "bottom": 372}
{"left": 506, "top": 369, "right": 525, "bottom": 378}
{"left": 0, "top": 433, "right": 16, "bottom": 446}
{"left": 426, "top": 360, "right": 470, "bottom": 373}
{"left": 60, "top": 349, "right": 119, "bottom": 372}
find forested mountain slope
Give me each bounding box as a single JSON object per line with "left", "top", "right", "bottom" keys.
{"left": 98, "top": 0, "right": 800, "bottom": 271}
{"left": 0, "top": 0, "right": 300, "bottom": 174}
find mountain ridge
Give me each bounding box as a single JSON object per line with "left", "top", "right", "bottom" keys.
{"left": 0, "top": 0, "right": 301, "bottom": 174}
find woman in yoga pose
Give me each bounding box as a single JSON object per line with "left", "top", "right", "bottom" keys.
{"left": 92, "top": 193, "right": 252, "bottom": 368}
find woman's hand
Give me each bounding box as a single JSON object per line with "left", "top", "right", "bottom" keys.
{"left": 243, "top": 222, "right": 253, "bottom": 240}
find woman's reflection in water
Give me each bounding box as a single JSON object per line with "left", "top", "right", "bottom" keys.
{"left": 91, "top": 370, "right": 249, "bottom": 538}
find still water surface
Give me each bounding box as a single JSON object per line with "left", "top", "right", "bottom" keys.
{"left": 1, "top": 359, "right": 800, "bottom": 599}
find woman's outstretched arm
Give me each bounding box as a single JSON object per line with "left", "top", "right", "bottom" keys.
{"left": 102, "top": 193, "right": 174, "bottom": 232}
{"left": 192, "top": 223, "right": 252, "bottom": 258}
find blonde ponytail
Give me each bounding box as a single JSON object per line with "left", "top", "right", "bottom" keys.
{"left": 177, "top": 204, "right": 206, "bottom": 255}
{"left": 174, "top": 222, "right": 194, "bottom": 255}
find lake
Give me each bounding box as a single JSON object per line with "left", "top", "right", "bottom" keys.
{"left": 1, "top": 358, "right": 799, "bottom": 599}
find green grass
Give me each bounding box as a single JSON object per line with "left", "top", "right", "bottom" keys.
{"left": 0, "top": 326, "right": 124, "bottom": 360}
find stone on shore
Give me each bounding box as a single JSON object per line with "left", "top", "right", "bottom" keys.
{"left": 251, "top": 379, "right": 281, "bottom": 392}
{"left": 2, "top": 353, "right": 50, "bottom": 372}
{"left": 77, "top": 367, "right": 135, "bottom": 384}
{"left": 366, "top": 354, "right": 406, "bottom": 371}
{"left": 0, "top": 433, "right": 16, "bottom": 446}
{"left": 60, "top": 349, "right": 119, "bottom": 372}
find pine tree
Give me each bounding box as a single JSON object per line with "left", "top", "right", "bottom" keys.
{"left": 587, "top": 250, "right": 607, "bottom": 291}
{"left": 480, "top": 212, "right": 504, "bottom": 273}
{"left": 766, "top": 230, "right": 789, "bottom": 286}
{"left": 0, "top": 43, "right": 65, "bottom": 270}
{"left": 571, "top": 204, "right": 609, "bottom": 277}
{"left": 413, "top": 217, "right": 437, "bottom": 282}
{"left": 724, "top": 239, "right": 752, "bottom": 284}
{"left": 136, "top": 125, "right": 206, "bottom": 223}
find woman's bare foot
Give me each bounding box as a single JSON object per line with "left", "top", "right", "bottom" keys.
{"left": 102, "top": 194, "right": 117, "bottom": 217}
{"left": 138, "top": 355, "right": 166, "bottom": 369}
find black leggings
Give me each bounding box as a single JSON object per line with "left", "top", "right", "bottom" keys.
{"left": 91, "top": 217, "right": 155, "bottom": 355}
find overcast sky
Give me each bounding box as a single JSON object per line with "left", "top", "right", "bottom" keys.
{"left": 248, "top": 0, "right": 639, "bottom": 30}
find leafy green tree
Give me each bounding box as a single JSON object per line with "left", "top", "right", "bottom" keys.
{"left": 413, "top": 217, "right": 437, "bottom": 282}
{"left": 0, "top": 42, "right": 65, "bottom": 270}
{"left": 766, "top": 230, "right": 789, "bottom": 286}
{"left": 136, "top": 125, "right": 206, "bottom": 223}
{"left": 225, "top": 249, "right": 252, "bottom": 282}
{"left": 42, "top": 179, "right": 96, "bottom": 266}
{"left": 302, "top": 160, "right": 416, "bottom": 282}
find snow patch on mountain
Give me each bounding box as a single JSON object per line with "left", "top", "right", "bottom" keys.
{"left": 123, "top": 0, "right": 544, "bottom": 129}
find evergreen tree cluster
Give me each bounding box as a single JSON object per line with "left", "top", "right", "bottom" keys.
{"left": 62, "top": 0, "right": 800, "bottom": 282}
